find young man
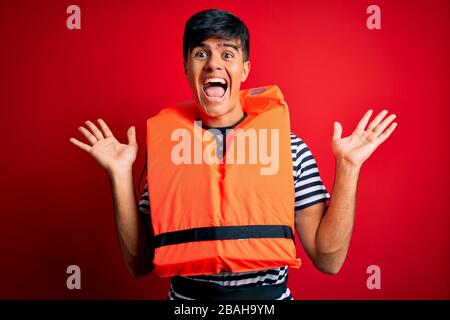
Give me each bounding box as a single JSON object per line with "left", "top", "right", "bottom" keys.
{"left": 70, "top": 9, "right": 397, "bottom": 300}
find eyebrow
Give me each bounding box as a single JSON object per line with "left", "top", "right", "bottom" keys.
{"left": 192, "top": 42, "right": 241, "bottom": 52}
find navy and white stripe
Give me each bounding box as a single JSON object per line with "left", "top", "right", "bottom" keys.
{"left": 138, "top": 133, "right": 330, "bottom": 300}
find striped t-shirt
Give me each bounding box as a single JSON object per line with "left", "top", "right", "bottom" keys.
{"left": 138, "top": 133, "right": 331, "bottom": 300}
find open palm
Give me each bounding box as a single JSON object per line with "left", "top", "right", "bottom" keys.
{"left": 332, "top": 109, "right": 398, "bottom": 167}
{"left": 69, "top": 119, "right": 138, "bottom": 174}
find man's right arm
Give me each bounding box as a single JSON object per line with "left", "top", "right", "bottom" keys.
{"left": 109, "top": 168, "right": 154, "bottom": 277}
{"left": 70, "top": 119, "right": 153, "bottom": 277}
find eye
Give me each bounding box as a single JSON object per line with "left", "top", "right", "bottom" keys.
{"left": 194, "top": 50, "right": 208, "bottom": 58}
{"left": 223, "top": 52, "right": 234, "bottom": 60}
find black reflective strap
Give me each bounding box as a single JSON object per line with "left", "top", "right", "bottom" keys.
{"left": 154, "top": 225, "right": 294, "bottom": 248}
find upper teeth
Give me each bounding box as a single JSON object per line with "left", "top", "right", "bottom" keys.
{"left": 204, "top": 78, "right": 226, "bottom": 85}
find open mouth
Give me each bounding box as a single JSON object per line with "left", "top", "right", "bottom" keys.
{"left": 201, "top": 77, "right": 228, "bottom": 102}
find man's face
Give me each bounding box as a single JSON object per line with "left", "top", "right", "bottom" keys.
{"left": 184, "top": 37, "right": 251, "bottom": 119}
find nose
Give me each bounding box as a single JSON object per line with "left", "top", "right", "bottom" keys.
{"left": 203, "top": 51, "right": 223, "bottom": 72}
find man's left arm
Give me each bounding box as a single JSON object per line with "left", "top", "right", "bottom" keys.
{"left": 295, "top": 109, "right": 398, "bottom": 274}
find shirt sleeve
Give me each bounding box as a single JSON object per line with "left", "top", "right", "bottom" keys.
{"left": 138, "top": 178, "right": 151, "bottom": 215}
{"left": 291, "top": 133, "right": 331, "bottom": 212}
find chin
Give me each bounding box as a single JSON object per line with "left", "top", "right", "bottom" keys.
{"left": 200, "top": 102, "right": 230, "bottom": 117}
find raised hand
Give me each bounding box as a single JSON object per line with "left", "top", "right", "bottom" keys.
{"left": 69, "top": 119, "right": 138, "bottom": 174}
{"left": 332, "top": 109, "right": 398, "bottom": 168}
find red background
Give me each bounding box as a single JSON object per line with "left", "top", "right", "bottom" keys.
{"left": 0, "top": 0, "right": 449, "bottom": 299}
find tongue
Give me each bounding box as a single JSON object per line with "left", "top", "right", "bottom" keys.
{"left": 204, "top": 86, "right": 225, "bottom": 97}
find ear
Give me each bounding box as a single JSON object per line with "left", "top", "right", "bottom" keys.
{"left": 241, "top": 60, "right": 251, "bottom": 82}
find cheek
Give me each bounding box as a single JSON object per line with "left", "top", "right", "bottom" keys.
{"left": 186, "top": 63, "right": 201, "bottom": 83}
{"left": 229, "top": 65, "right": 244, "bottom": 86}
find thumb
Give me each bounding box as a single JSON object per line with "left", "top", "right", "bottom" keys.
{"left": 127, "top": 126, "right": 137, "bottom": 146}
{"left": 333, "top": 121, "right": 342, "bottom": 140}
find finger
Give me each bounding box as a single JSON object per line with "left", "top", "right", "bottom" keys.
{"left": 354, "top": 109, "right": 373, "bottom": 134}
{"left": 85, "top": 120, "right": 105, "bottom": 140}
{"left": 78, "top": 126, "right": 98, "bottom": 145}
{"left": 333, "top": 121, "right": 342, "bottom": 140}
{"left": 375, "top": 122, "right": 398, "bottom": 146}
{"left": 373, "top": 113, "right": 396, "bottom": 137}
{"left": 127, "top": 126, "right": 137, "bottom": 146}
{"left": 367, "top": 109, "right": 388, "bottom": 132}
{"left": 69, "top": 137, "right": 92, "bottom": 153}
{"left": 97, "top": 118, "right": 114, "bottom": 138}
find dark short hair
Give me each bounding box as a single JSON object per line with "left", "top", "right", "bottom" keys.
{"left": 183, "top": 9, "right": 250, "bottom": 62}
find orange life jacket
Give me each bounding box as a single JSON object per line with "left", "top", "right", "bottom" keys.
{"left": 146, "top": 85, "right": 301, "bottom": 277}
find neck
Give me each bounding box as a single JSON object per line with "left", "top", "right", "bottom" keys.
{"left": 200, "top": 104, "right": 244, "bottom": 128}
